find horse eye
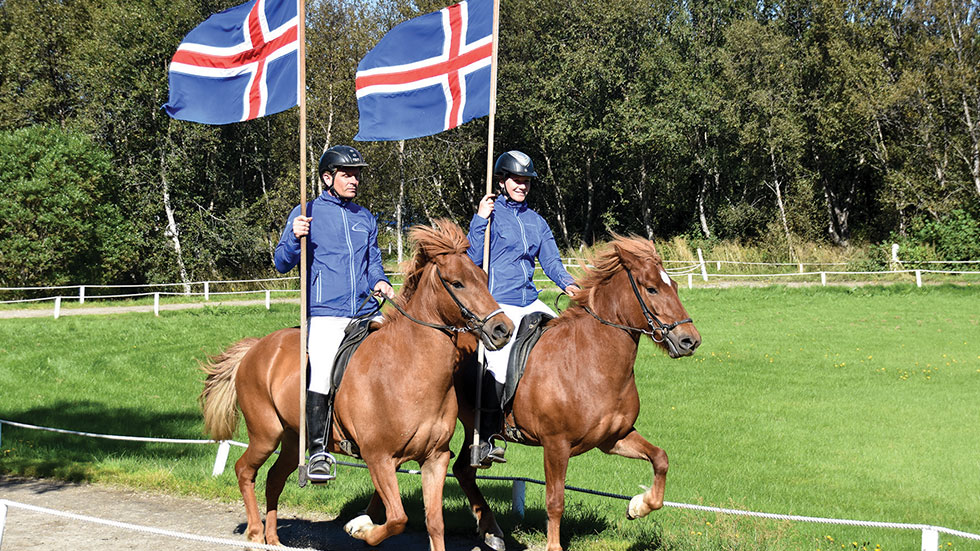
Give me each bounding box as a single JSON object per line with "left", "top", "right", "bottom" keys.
{"left": 452, "top": 281, "right": 464, "bottom": 289}
{"left": 646, "top": 286, "right": 658, "bottom": 295}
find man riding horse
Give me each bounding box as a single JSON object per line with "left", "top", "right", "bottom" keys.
{"left": 273, "top": 145, "right": 395, "bottom": 483}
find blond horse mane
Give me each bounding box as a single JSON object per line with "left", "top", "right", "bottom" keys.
{"left": 555, "top": 234, "right": 662, "bottom": 325}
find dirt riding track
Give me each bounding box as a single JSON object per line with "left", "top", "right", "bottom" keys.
{"left": 0, "top": 476, "right": 484, "bottom": 551}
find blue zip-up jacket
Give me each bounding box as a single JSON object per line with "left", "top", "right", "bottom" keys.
{"left": 467, "top": 195, "right": 575, "bottom": 307}
{"left": 274, "top": 191, "right": 390, "bottom": 317}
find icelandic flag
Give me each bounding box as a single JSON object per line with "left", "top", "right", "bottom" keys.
{"left": 164, "top": 0, "right": 299, "bottom": 125}
{"left": 354, "top": 0, "right": 493, "bottom": 141}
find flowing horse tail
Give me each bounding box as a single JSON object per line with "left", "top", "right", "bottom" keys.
{"left": 199, "top": 337, "right": 260, "bottom": 441}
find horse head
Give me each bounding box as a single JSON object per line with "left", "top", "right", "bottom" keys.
{"left": 578, "top": 236, "right": 701, "bottom": 358}
{"left": 392, "top": 219, "right": 513, "bottom": 350}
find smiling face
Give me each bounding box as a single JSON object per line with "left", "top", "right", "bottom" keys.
{"left": 502, "top": 175, "right": 531, "bottom": 202}
{"left": 326, "top": 167, "right": 362, "bottom": 199}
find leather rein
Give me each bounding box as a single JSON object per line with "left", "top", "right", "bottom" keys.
{"left": 376, "top": 266, "right": 504, "bottom": 343}
{"left": 581, "top": 267, "right": 693, "bottom": 344}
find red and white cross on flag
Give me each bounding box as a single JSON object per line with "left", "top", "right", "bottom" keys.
{"left": 165, "top": 0, "right": 299, "bottom": 125}
{"left": 354, "top": 0, "right": 493, "bottom": 141}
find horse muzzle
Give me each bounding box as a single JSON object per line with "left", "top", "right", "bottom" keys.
{"left": 663, "top": 326, "right": 701, "bottom": 358}
{"left": 479, "top": 313, "right": 514, "bottom": 351}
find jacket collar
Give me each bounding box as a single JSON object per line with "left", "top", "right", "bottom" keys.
{"left": 496, "top": 194, "right": 527, "bottom": 212}
{"left": 321, "top": 189, "right": 352, "bottom": 207}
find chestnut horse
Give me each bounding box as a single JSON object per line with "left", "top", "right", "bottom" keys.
{"left": 199, "top": 221, "right": 513, "bottom": 551}
{"left": 454, "top": 236, "right": 701, "bottom": 551}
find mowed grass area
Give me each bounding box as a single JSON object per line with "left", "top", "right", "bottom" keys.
{"left": 1, "top": 286, "right": 978, "bottom": 550}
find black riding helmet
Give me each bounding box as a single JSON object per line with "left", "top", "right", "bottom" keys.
{"left": 493, "top": 150, "right": 537, "bottom": 179}
{"left": 318, "top": 145, "right": 368, "bottom": 178}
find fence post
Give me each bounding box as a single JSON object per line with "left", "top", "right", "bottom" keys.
{"left": 204, "top": 281, "right": 210, "bottom": 301}
{"left": 820, "top": 272, "right": 827, "bottom": 286}
{"left": 153, "top": 293, "right": 160, "bottom": 316}
{"left": 687, "top": 274, "right": 693, "bottom": 289}
{"left": 265, "top": 290, "right": 271, "bottom": 310}
{"left": 921, "top": 527, "right": 938, "bottom": 551}
{"left": 915, "top": 270, "right": 922, "bottom": 288}
{"left": 798, "top": 263, "right": 804, "bottom": 273}
{"left": 511, "top": 480, "right": 526, "bottom": 519}
{"left": 0, "top": 499, "right": 8, "bottom": 548}
{"left": 79, "top": 286, "right": 85, "bottom": 304}
{"left": 212, "top": 440, "right": 231, "bottom": 477}
{"left": 697, "top": 248, "right": 708, "bottom": 281}
{"left": 54, "top": 296, "right": 62, "bottom": 319}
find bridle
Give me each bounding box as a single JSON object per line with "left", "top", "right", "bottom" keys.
{"left": 379, "top": 265, "right": 505, "bottom": 347}
{"left": 582, "top": 267, "right": 693, "bottom": 346}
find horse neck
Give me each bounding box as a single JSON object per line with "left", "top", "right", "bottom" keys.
{"left": 590, "top": 270, "right": 644, "bottom": 342}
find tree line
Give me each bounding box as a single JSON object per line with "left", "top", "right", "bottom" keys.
{"left": 1, "top": 0, "right": 978, "bottom": 291}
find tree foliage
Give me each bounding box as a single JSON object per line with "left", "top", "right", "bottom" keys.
{"left": 0, "top": 0, "right": 977, "bottom": 287}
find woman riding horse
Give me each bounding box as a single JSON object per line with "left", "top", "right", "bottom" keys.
{"left": 201, "top": 221, "right": 513, "bottom": 551}
{"left": 454, "top": 235, "right": 701, "bottom": 551}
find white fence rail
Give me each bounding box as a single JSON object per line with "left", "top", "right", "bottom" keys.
{"left": 1, "top": 418, "right": 977, "bottom": 551}
{"left": 3, "top": 249, "right": 980, "bottom": 318}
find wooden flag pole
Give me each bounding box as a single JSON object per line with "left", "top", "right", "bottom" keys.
{"left": 297, "top": 0, "right": 310, "bottom": 486}
{"left": 470, "top": 0, "right": 501, "bottom": 468}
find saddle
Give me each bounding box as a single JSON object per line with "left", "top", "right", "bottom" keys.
{"left": 502, "top": 311, "right": 554, "bottom": 411}
{"left": 329, "top": 316, "right": 378, "bottom": 458}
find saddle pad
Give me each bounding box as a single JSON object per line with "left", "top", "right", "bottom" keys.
{"left": 502, "top": 311, "right": 554, "bottom": 410}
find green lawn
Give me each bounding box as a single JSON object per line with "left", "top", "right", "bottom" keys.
{"left": 1, "top": 285, "right": 978, "bottom": 550}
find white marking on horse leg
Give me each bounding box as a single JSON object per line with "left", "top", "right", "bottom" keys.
{"left": 344, "top": 514, "right": 376, "bottom": 540}
{"left": 627, "top": 493, "right": 652, "bottom": 520}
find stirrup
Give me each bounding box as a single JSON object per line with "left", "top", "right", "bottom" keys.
{"left": 473, "top": 440, "right": 507, "bottom": 469}
{"left": 308, "top": 452, "right": 338, "bottom": 482}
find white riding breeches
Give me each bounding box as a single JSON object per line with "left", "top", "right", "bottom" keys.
{"left": 483, "top": 299, "right": 557, "bottom": 384}
{"left": 307, "top": 315, "right": 383, "bottom": 394}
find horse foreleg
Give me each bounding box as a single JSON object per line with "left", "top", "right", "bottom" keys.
{"left": 542, "top": 441, "right": 572, "bottom": 551}
{"left": 362, "top": 490, "right": 385, "bottom": 525}
{"left": 420, "top": 451, "right": 452, "bottom": 551}
{"left": 602, "top": 428, "right": 668, "bottom": 519}
{"left": 263, "top": 433, "right": 299, "bottom": 545}
{"left": 345, "top": 457, "right": 407, "bottom": 546}
{"left": 452, "top": 440, "right": 505, "bottom": 551}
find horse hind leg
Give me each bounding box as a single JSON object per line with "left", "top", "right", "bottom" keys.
{"left": 235, "top": 430, "right": 283, "bottom": 544}
{"left": 452, "top": 439, "right": 505, "bottom": 551}
{"left": 602, "top": 428, "right": 668, "bottom": 519}
{"left": 345, "top": 457, "right": 408, "bottom": 546}
{"left": 262, "top": 432, "right": 299, "bottom": 546}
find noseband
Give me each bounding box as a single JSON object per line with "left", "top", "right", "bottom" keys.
{"left": 582, "top": 267, "right": 693, "bottom": 344}
{"left": 382, "top": 266, "right": 505, "bottom": 343}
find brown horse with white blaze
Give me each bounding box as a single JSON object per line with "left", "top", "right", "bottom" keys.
{"left": 454, "top": 236, "right": 701, "bottom": 551}
{"left": 200, "top": 220, "right": 513, "bottom": 551}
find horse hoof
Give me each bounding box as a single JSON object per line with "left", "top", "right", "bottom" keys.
{"left": 627, "top": 494, "right": 649, "bottom": 520}
{"left": 483, "top": 531, "right": 506, "bottom": 551}
{"left": 345, "top": 514, "right": 375, "bottom": 540}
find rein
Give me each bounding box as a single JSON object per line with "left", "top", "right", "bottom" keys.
{"left": 581, "top": 267, "right": 692, "bottom": 344}
{"left": 378, "top": 266, "right": 504, "bottom": 341}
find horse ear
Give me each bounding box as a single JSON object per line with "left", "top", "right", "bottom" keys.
{"left": 614, "top": 242, "right": 643, "bottom": 271}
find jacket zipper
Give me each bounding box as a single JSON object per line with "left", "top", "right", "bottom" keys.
{"left": 516, "top": 209, "right": 530, "bottom": 305}
{"left": 341, "top": 207, "right": 356, "bottom": 316}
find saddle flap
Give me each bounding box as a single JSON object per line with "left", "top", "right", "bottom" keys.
{"left": 331, "top": 317, "right": 376, "bottom": 391}
{"left": 502, "top": 311, "right": 554, "bottom": 410}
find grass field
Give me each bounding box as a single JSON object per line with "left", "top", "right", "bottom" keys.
{"left": 1, "top": 285, "right": 978, "bottom": 550}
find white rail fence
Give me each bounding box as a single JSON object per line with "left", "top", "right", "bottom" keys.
{"left": 1, "top": 419, "right": 978, "bottom": 551}
{"left": 2, "top": 249, "right": 979, "bottom": 318}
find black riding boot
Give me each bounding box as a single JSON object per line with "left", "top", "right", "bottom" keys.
{"left": 306, "top": 390, "right": 335, "bottom": 482}
{"left": 476, "top": 377, "right": 506, "bottom": 468}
